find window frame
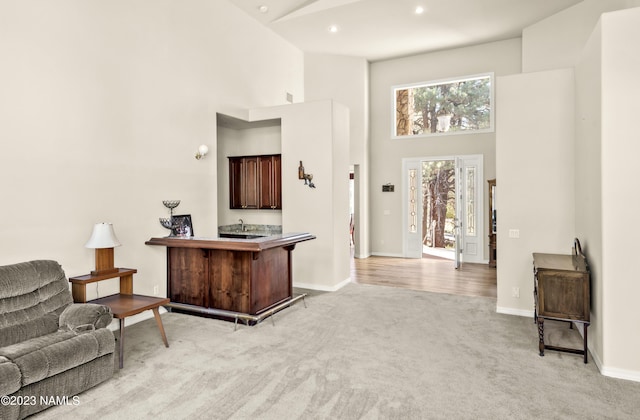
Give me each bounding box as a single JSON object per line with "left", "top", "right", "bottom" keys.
{"left": 391, "top": 72, "right": 495, "bottom": 139}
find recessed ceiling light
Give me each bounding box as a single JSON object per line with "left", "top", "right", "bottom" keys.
{"left": 415, "top": 6, "right": 425, "bottom": 14}
{"left": 328, "top": 25, "right": 339, "bottom": 33}
{"left": 259, "top": 5, "right": 269, "bottom": 14}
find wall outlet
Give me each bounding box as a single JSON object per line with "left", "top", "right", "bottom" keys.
{"left": 508, "top": 229, "right": 520, "bottom": 238}
{"left": 153, "top": 285, "right": 159, "bottom": 296}
{"left": 512, "top": 287, "right": 520, "bottom": 298}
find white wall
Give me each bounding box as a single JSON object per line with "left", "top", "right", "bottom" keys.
{"left": 0, "top": 0, "right": 303, "bottom": 299}
{"left": 575, "top": 18, "right": 603, "bottom": 371}
{"left": 522, "top": 0, "right": 640, "bottom": 72}
{"left": 304, "top": 53, "right": 370, "bottom": 258}
{"left": 304, "top": 53, "right": 368, "bottom": 166}
{"left": 368, "top": 39, "right": 521, "bottom": 257}
{"left": 250, "top": 101, "right": 351, "bottom": 291}
{"left": 599, "top": 7, "right": 640, "bottom": 378}
{"left": 495, "top": 69, "right": 576, "bottom": 315}
{"left": 522, "top": 0, "right": 640, "bottom": 381}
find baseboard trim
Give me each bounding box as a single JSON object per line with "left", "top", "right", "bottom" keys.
{"left": 600, "top": 365, "right": 640, "bottom": 382}
{"left": 370, "top": 252, "right": 405, "bottom": 258}
{"left": 294, "top": 277, "right": 351, "bottom": 292}
{"left": 591, "top": 342, "right": 640, "bottom": 382}
{"left": 496, "top": 306, "right": 535, "bottom": 318}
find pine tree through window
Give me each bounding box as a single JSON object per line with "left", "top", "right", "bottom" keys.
{"left": 394, "top": 74, "right": 493, "bottom": 137}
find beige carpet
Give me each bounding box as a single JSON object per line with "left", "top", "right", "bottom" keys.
{"left": 33, "top": 283, "right": 640, "bottom": 419}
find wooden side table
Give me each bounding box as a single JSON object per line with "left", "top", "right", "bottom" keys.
{"left": 533, "top": 239, "right": 590, "bottom": 363}
{"left": 69, "top": 268, "right": 170, "bottom": 369}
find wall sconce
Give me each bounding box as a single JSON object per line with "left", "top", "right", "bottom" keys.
{"left": 195, "top": 144, "right": 209, "bottom": 160}
{"left": 85, "top": 222, "right": 121, "bottom": 276}
{"left": 298, "top": 161, "right": 316, "bottom": 188}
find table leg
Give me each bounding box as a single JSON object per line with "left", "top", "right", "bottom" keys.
{"left": 119, "top": 318, "right": 125, "bottom": 369}
{"left": 152, "top": 307, "right": 169, "bottom": 348}
{"left": 537, "top": 318, "right": 545, "bottom": 357}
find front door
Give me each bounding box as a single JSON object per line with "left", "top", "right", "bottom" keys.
{"left": 454, "top": 155, "right": 484, "bottom": 265}
{"left": 403, "top": 155, "right": 484, "bottom": 264}
{"left": 454, "top": 158, "right": 463, "bottom": 269}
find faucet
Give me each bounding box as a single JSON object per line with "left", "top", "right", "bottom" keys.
{"left": 239, "top": 218, "right": 244, "bottom": 232}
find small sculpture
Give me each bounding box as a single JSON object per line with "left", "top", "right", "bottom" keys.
{"left": 302, "top": 173, "right": 315, "bottom": 188}
{"left": 298, "top": 161, "right": 316, "bottom": 188}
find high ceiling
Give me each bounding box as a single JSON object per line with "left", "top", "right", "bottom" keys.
{"left": 229, "top": 0, "right": 583, "bottom": 61}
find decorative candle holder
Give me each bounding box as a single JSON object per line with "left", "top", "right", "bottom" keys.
{"left": 159, "top": 200, "right": 180, "bottom": 237}
{"left": 162, "top": 200, "right": 180, "bottom": 214}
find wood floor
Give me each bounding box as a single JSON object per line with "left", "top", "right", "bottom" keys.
{"left": 351, "top": 254, "right": 497, "bottom": 298}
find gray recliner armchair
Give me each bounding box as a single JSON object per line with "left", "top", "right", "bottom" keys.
{"left": 0, "top": 260, "right": 115, "bottom": 419}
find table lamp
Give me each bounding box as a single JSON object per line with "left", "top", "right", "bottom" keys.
{"left": 85, "top": 222, "right": 121, "bottom": 276}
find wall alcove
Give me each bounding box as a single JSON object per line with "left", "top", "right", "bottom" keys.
{"left": 216, "top": 113, "right": 283, "bottom": 229}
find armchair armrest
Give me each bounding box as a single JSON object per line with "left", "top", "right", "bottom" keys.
{"left": 59, "top": 303, "right": 113, "bottom": 332}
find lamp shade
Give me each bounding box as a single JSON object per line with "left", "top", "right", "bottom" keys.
{"left": 85, "top": 223, "right": 121, "bottom": 249}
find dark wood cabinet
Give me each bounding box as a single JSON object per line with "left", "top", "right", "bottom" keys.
{"left": 229, "top": 154, "right": 281, "bottom": 210}
{"left": 145, "top": 234, "right": 316, "bottom": 318}
{"left": 533, "top": 238, "right": 590, "bottom": 363}
{"left": 167, "top": 247, "right": 267, "bottom": 313}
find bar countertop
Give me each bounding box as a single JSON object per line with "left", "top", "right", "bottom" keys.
{"left": 145, "top": 232, "right": 315, "bottom": 252}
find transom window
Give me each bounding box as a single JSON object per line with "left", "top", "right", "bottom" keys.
{"left": 393, "top": 73, "right": 493, "bottom": 138}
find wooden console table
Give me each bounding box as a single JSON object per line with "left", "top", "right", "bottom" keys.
{"left": 533, "top": 239, "right": 590, "bottom": 363}
{"left": 69, "top": 268, "right": 170, "bottom": 369}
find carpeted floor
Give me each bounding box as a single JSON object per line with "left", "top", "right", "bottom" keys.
{"left": 34, "top": 283, "right": 640, "bottom": 419}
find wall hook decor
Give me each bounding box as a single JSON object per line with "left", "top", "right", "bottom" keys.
{"left": 298, "top": 161, "right": 316, "bottom": 188}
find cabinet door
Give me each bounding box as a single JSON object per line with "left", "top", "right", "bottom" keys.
{"left": 168, "top": 248, "right": 209, "bottom": 307}
{"left": 229, "top": 157, "right": 243, "bottom": 209}
{"left": 229, "top": 157, "right": 259, "bottom": 209}
{"left": 258, "top": 155, "right": 282, "bottom": 209}
{"left": 537, "top": 270, "right": 590, "bottom": 321}
{"left": 271, "top": 155, "right": 282, "bottom": 209}
{"left": 242, "top": 157, "right": 259, "bottom": 209}
{"left": 209, "top": 249, "right": 251, "bottom": 313}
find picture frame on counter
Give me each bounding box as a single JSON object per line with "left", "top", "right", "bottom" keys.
{"left": 172, "top": 214, "right": 193, "bottom": 237}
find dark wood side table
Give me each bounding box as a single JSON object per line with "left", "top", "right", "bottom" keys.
{"left": 69, "top": 268, "right": 170, "bottom": 369}
{"left": 533, "top": 239, "right": 590, "bottom": 363}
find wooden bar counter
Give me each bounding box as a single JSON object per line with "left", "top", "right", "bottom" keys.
{"left": 145, "top": 233, "right": 315, "bottom": 320}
